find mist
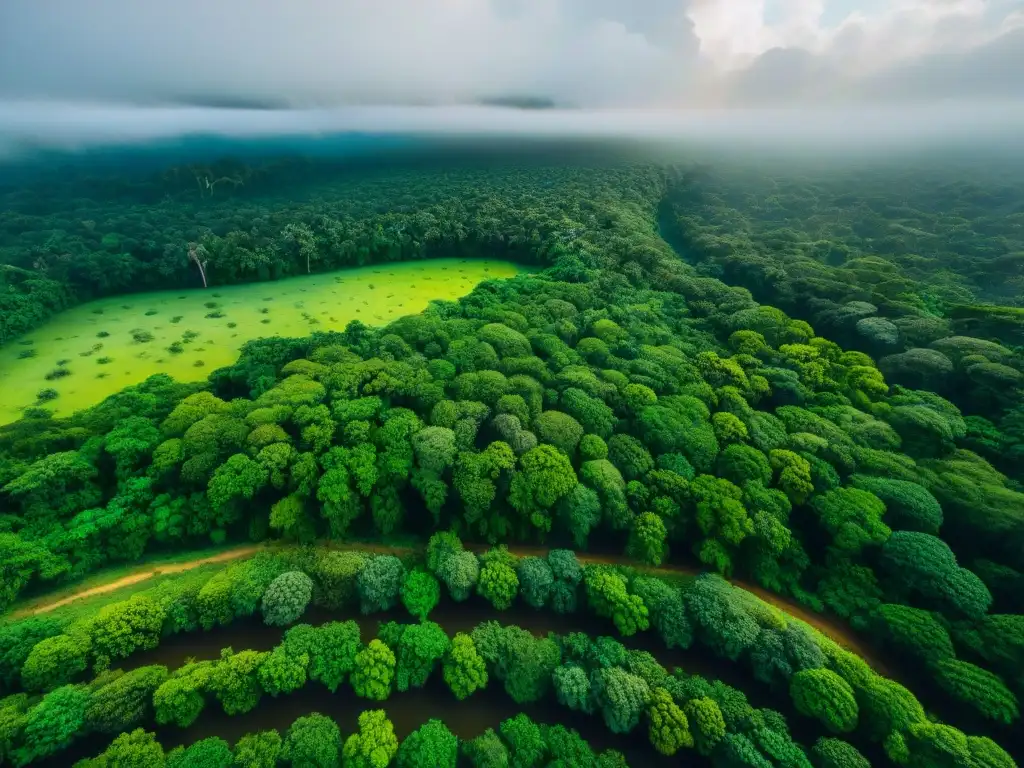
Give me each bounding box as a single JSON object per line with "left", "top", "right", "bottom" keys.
{"left": 2, "top": 101, "right": 1024, "bottom": 165}
{"left": 1, "top": 0, "right": 1022, "bottom": 164}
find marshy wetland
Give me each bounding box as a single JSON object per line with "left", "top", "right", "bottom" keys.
{"left": 0, "top": 258, "right": 522, "bottom": 424}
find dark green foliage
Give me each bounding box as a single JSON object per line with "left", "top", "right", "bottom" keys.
{"left": 849, "top": 475, "right": 943, "bottom": 534}
{"left": 357, "top": 556, "right": 406, "bottom": 614}
{"left": 398, "top": 719, "right": 457, "bottom": 768}
{"left": 283, "top": 713, "right": 341, "bottom": 768}
{"left": 872, "top": 603, "right": 955, "bottom": 663}
{"left": 85, "top": 665, "right": 168, "bottom": 733}
{"left": 810, "top": 738, "right": 869, "bottom": 768}
{"left": 932, "top": 659, "right": 1020, "bottom": 724}
{"left": 0, "top": 158, "right": 1021, "bottom": 767}
{"left": 880, "top": 531, "right": 992, "bottom": 619}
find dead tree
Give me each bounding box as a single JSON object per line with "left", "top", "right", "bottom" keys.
{"left": 188, "top": 242, "right": 209, "bottom": 288}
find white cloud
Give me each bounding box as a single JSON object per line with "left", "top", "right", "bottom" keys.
{"left": 0, "top": 0, "right": 1020, "bottom": 108}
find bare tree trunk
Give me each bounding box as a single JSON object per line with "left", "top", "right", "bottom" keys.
{"left": 188, "top": 243, "right": 209, "bottom": 288}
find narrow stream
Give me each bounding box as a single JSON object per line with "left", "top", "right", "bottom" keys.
{"left": 36, "top": 597, "right": 856, "bottom": 767}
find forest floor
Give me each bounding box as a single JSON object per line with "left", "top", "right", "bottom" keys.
{"left": 13, "top": 540, "right": 885, "bottom": 673}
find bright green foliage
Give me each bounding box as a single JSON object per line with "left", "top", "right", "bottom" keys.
{"left": 351, "top": 640, "right": 396, "bottom": 701}
{"left": 631, "top": 577, "right": 692, "bottom": 649}
{"left": 85, "top": 665, "right": 168, "bottom": 733}
{"left": 166, "top": 737, "right": 232, "bottom": 768}
{"left": 443, "top": 632, "right": 488, "bottom": 700}
{"left": 388, "top": 621, "right": 450, "bottom": 691}
{"left": 966, "top": 736, "right": 1016, "bottom": 768}
{"left": 437, "top": 550, "right": 480, "bottom": 602}
{"left": 261, "top": 570, "right": 314, "bottom": 626}
{"left": 257, "top": 645, "right": 308, "bottom": 696}
{"left": 463, "top": 728, "right": 509, "bottom": 768}
{"left": 647, "top": 687, "right": 693, "bottom": 755}
{"left": 478, "top": 560, "right": 519, "bottom": 610}
{"left": 426, "top": 531, "right": 464, "bottom": 573}
{"left": 578, "top": 434, "right": 608, "bottom": 461}
{"left": 857, "top": 676, "right": 927, "bottom": 740}
{"left": 401, "top": 569, "right": 440, "bottom": 620}
{"left": 684, "top": 697, "right": 726, "bottom": 756}
{"left": 880, "top": 531, "right": 992, "bottom": 619}
{"left": 90, "top": 595, "right": 165, "bottom": 666}
{"left": 933, "top": 659, "right": 1019, "bottom": 724}
{"left": 206, "top": 453, "right": 268, "bottom": 513}
{"left": 591, "top": 666, "right": 651, "bottom": 733}
{"left": 499, "top": 713, "right": 546, "bottom": 768}
{"left": 233, "top": 730, "right": 284, "bottom": 768}
{"left": 585, "top": 569, "right": 649, "bottom": 636}
{"left": 810, "top": 738, "right": 869, "bottom": 768}
{"left": 717, "top": 444, "right": 772, "bottom": 487}
{"left": 77, "top": 728, "right": 165, "bottom": 768}
{"left": 284, "top": 621, "right": 361, "bottom": 692}
{"left": 397, "top": 720, "right": 457, "bottom": 768}
{"left": 10, "top": 685, "right": 85, "bottom": 764}
{"left": 790, "top": 669, "right": 859, "bottom": 733}
{"left": 357, "top": 556, "right": 406, "bottom": 614}
{"left": 809, "top": 487, "right": 890, "bottom": 554}
{"left": 534, "top": 411, "right": 584, "bottom": 454}
{"left": 283, "top": 713, "right": 342, "bottom": 768}
{"left": 509, "top": 444, "right": 578, "bottom": 534}
{"left": 153, "top": 662, "right": 212, "bottom": 727}
{"left": 627, "top": 512, "right": 667, "bottom": 566}
{"left": 873, "top": 603, "right": 955, "bottom": 663}
{"left": 342, "top": 710, "right": 398, "bottom": 768}
{"left": 21, "top": 632, "right": 89, "bottom": 692}
{"left": 210, "top": 648, "right": 266, "bottom": 715}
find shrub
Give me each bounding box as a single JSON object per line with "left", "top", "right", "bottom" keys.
{"left": 443, "top": 633, "right": 488, "bottom": 700}
{"left": 790, "top": 669, "right": 859, "bottom": 733}
{"left": 351, "top": 640, "right": 395, "bottom": 701}
{"left": 357, "top": 556, "right": 406, "bottom": 614}
{"left": 262, "top": 571, "right": 314, "bottom": 626}
{"left": 401, "top": 569, "right": 440, "bottom": 620}
{"left": 283, "top": 713, "right": 341, "bottom": 768}
{"left": 342, "top": 710, "right": 398, "bottom": 768}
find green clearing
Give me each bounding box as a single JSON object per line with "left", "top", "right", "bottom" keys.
{"left": 0, "top": 258, "right": 522, "bottom": 424}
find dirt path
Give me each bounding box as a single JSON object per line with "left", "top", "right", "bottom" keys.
{"left": 14, "top": 540, "right": 885, "bottom": 673}
{"left": 15, "top": 545, "right": 263, "bottom": 618}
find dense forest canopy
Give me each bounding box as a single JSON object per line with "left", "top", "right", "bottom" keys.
{"left": 1, "top": 141, "right": 1023, "bottom": 767}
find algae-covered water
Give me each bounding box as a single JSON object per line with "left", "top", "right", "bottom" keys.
{"left": 0, "top": 258, "right": 522, "bottom": 424}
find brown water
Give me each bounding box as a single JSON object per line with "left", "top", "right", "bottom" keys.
{"left": 35, "top": 599, "right": 839, "bottom": 768}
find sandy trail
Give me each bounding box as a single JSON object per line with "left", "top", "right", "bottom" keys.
{"left": 13, "top": 540, "right": 885, "bottom": 672}
{"left": 14, "top": 545, "right": 262, "bottom": 618}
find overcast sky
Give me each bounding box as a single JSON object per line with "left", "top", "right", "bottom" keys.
{"left": 1, "top": 0, "right": 1022, "bottom": 108}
